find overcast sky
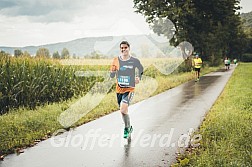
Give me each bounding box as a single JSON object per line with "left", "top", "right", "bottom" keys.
{"left": 0, "top": 0, "right": 251, "bottom": 47}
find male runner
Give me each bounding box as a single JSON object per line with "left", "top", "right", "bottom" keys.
{"left": 110, "top": 41, "right": 143, "bottom": 138}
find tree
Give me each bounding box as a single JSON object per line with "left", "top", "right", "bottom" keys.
{"left": 241, "top": 11, "right": 252, "bottom": 56}
{"left": 61, "top": 48, "right": 70, "bottom": 59}
{"left": 133, "top": 0, "right": 195, "bottom": 46}
{"left": 23, "top": 51, "right": 31, "bottom": 57}
{"left": 36, "top": 48, "right": 51, "bottom": 58}
{"left": 87, "top": 51, "right": 104, "bottom": 59}
{"left": 14, "top": 49, "right": 23, "bottom": 57}
{"left": 133, "top": 0, "right": 243, "bottom": 65}
{"left": 0, "top": 50, "right": 11, "bottom": 58}
{"left": 52, "top": 51, "right": 60, "bottom": 59}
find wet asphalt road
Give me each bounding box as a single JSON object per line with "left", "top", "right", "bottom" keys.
{"left": 0, "top": 66, "right": 235, "bottom": 167}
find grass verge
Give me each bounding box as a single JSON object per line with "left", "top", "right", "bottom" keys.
{"left": 173, "top": 63, "right": 252, "bottom": 166}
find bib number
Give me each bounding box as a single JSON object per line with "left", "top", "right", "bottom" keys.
{"left": 118, "top": 76, "right": 130, "bottom": 86}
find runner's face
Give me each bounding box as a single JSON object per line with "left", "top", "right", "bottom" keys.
{"left": 120, "top": 44, "right": 130, "bottom": 56}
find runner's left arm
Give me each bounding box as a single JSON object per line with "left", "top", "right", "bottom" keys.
{"left": 136, "top": 59, "right": 144, "bottom": 80}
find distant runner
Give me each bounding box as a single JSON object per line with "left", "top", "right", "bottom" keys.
{"left": 192, "top": 54, "right": 203, "bottom": 82}
{"left": 233, "top": 58, "right": 237, "bottom": 66}
{"left": 110, "top": 41, "right": 143, "bottom": 139}
{"left": 224, "top": 57, "right": 229, "bottom": 70}
{"left": 227, "top": 58, "right": 231, "bottom": 69}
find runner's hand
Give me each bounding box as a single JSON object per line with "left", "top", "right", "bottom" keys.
{"left": 111, "top": 65, "right": 116, "bottom": 72}
{"left": 135, "top": 77, "right": 140, "bottom": 84}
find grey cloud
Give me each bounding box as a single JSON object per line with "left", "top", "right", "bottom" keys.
{"left": 29, "top": 10, "right": 74, "bottom": 22}
{"left": 0, "top": 0, "right": 16, "bottom": 8}
{"left": 0, "top": 0, "right": 104, "bottom": 22}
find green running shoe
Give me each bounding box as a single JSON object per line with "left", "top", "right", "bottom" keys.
{"left": 123, "top": 126, "right": 133, "bottom": 138}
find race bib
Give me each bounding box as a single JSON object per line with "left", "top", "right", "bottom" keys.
{"left": 118, "top": 76, "right": 130, "bottom": 86}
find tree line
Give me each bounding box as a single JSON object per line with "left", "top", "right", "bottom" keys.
{"left": 5, "top": 48, "right": 108, "bottom": 59}
{"left": 12, "top": 47, "right": 72, "bottom": 59}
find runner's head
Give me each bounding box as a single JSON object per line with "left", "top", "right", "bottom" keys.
{"left": 120, "top": 41, "right": 130, "bottom": 57}
{"left": 120, "top": 41, "right": 130, "bottom": 48}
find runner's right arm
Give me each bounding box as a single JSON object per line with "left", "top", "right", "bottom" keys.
{"left": 110, "top": 57, "right": 118, "bottom": 78}
{"left": 110, "top": 69, "right": 116, "bottom": 78}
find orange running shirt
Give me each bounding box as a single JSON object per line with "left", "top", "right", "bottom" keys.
{"left": 110, "top": 56, "right": 143, "bottom": 93}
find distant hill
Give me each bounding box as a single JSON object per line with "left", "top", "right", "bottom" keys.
{"left": 240, "top": 11, "right": 252, "bottom": 28}
{"left": 0, "top": 34, "right": 173, "bottom": 58}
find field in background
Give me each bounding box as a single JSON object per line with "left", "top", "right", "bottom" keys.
{"left": 60, "top": 57, "right": 187, "bottom": 67}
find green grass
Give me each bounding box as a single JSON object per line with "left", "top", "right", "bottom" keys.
{"left": 175, "top": 63, "right": 252, "bottom": 166}
{"left": 0, "top": 65, "right": 219, "bottom": 155}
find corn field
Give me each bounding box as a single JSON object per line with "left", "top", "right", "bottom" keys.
{"left": 0, "top": 54, "right": 108, "bottom": 114}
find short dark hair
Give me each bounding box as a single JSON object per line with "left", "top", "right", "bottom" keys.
{"left": 120, "top": 41, "right": 130, "bottom": 48}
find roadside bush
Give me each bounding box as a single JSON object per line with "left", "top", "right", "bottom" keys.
{"left": 241, "top": 53, "right": 252, "bottom": 62}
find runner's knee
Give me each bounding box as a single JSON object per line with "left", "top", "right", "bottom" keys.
{"left": 120, "top": 103, "right": 128, "bottom": 114}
